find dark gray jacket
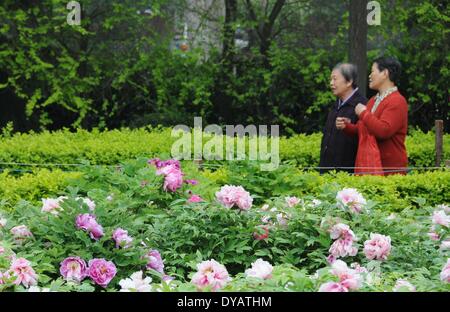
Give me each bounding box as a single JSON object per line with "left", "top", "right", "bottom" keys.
{"left": 319, "top": 90, "right": 368, "bottom": 174}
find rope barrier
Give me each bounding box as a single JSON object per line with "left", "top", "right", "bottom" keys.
{"left": 196, "top": 163, "right": 448, "bottom": 175}
{"left": 0, "top": 162, "right": 116, "bottom": 174}
{"left": 0, "top": 162, "right": 116, "bottom": 168}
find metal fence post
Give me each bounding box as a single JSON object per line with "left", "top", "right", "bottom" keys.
{"left": 435, "top": 120, "right": 444, "bottom": 167}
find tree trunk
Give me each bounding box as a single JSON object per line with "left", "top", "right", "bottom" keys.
{"left": 222, "top": 0, "right": 237, "bottom": 65}
{"left": 259, "top": 0, "right": 285, "bottom": 57}
{"left": 349, "top": 0, "right": 368, "bottom": 97}
{"left": 212, "top": 0, "right": 238, "bottom": 123}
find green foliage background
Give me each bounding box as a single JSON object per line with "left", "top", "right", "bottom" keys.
{"left": 0, "top": 0, "right": 448, "bottom": 134}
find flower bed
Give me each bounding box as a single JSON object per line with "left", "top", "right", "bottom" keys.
{"left": 0, "top": 158, "right": 449, "bottom": 292}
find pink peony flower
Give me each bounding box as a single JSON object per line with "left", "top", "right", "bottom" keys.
{"left": 329, "top": 223, "right": 356, "bottom": 241}
{"left": 432, "top": 210, "right": 450, "bottom": 228}
{"left": 216, "top": 185, "right": 253, "bottom": 211}
{"left": 216, "top": 186, "right": 236, "bottom": 208}
{"left": 41, "top": 198, "right": 62, "bottom": 215}
{"left": 393, "top": 279, "right": 416, "bottom": 292}
{"left": 112, "top": 228, "right": 133, "bottom": 248}
{"left": 440, "top": 259, "right": 450, "bottom": 283}
{"left": 363, "top": 233, "right": 391, "bottom": 261}
{"left": 336, "top": 188, "right": 367, "bottom": 213}
{"left": 428, "top": 232, "right": 440, "bottom": 241}
{"left": 75, "top": 213, "right": 95, "bottom": 229}
{"left": 245, "top": 259, "right": 273, "bottom": 280}
{"left": 330, "top": 260, "right": 362, "bottom": 291}
{"left": 329, "top": 239, "right": 358, "bottom": 258}
{"left": 328, "top": 224, "right": 358, "bottom": 259}
{"left": 60, "top": 257, "right": 87, "bottom": 283}
{"left": 327, "top": 255, "right": 336, "bottom": 264}
{"left": 88, "top": 258, "right": 117, "bottom": 287}
{"left": 88, "top": 224, "right": 104, "bottom": 240}
{"left": 10, "top": 258, "right": 38, "bottom": 288}
{"left": 152, "top": 159, "right": 184, "bottom": 192}
{"left": 236, "top": 195, "right": 253, "bottom": 211}
{"left": 75, "top": 214, "right": 104, "bottom": 240}
{"left": 285, "top": 196, "right": 300, "bottom": 208}
{"left": 163, "top": 168, "right": 184, "bottom": 192}
{"left": 10, "top": 225, "right": 33, "bottom": 242}
{"left": 41, "top": 196, "right": 67, "bottom": 215}
{"left": 188, "top": 194, "right": 204, "bottom": 203}
{"left": 191, "top": 259, "right": 231, "bottom": 291}
{"left": 318, "top": 282, "right": 348, "bottom": 292}
{"left": 145, "top": 250, "right": 165, "bottom": 273}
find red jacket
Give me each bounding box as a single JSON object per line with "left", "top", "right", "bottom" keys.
{"left": 343, "top": 91, "right": 408, "bottom": 174}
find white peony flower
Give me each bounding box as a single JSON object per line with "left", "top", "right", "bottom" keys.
{"left": 119, "top": 271, "right": 152, "bottom": 292}
{"left": 245, "top": 259, "right": 273, "bottom": 280}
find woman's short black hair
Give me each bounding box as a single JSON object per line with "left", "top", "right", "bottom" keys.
{"left": 374, "top": 56, "right": 402, "bottom": 85}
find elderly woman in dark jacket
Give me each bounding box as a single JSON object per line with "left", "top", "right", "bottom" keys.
{"left": 319, "top": 63, "right": 368, "bottom": 174}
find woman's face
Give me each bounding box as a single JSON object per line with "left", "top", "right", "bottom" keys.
{"left": 369, "top": 63, "right": 386, "bottom": 91}
{"left": 330, "top": 69, "right": 352, "bottom": 98}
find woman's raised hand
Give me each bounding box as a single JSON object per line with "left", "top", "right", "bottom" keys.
{"left": 336, "top": 117, "right": 351, "bottom": 130}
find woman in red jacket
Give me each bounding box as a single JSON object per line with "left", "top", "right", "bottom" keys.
{"left": 336, "top": 56, "right": 408, "bottom": 175}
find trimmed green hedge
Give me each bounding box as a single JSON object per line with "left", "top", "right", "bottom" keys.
{"left": 0, "top": 128, "right": 448, "bottom": 168}
{"left": 0, "top": 169, "right": 81, "bottom": 210}
{"left": 280, "top": 130, "right": 450, "bottom": 168}
{"left": 0, "top": 127, "right": 175, "bottom": 166}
